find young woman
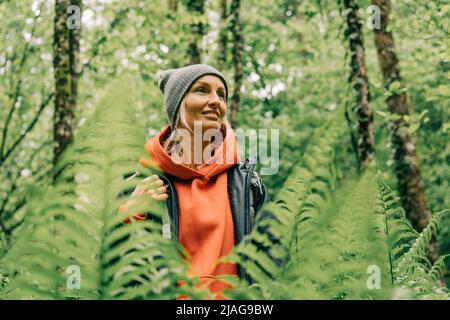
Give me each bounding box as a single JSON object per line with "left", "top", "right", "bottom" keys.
{"left": 120, "top": 64, "right": 269, "bottom": 299}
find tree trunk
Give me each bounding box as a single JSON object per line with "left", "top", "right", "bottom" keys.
{"left": 217, "top": 0, "right": 228, "bottom": 67}
{"left": 69, "top": 0, "right": 81, "bottom": 120}
{"left": 230, "top": 0, "right": 243, "bottom": 127}
{"left": 185, "top": 0, "right": 205, "bottom": 64}
{"left": 371, "top": 0, "right": 439, "bottom": 261}
{"left": 53, "top": 0, "right": 81, "bottom": 180}
{"left": 343, "top": 0, "right": 376, "bottom": 170}
{"left": 167, "top": 0, "right": 180, "bottom": 68}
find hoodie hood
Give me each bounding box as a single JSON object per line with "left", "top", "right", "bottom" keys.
{"left": 140, "top": 122, "right": 240, "bottom": 183}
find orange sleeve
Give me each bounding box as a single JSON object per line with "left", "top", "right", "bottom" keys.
{"left": 118, "top": 202, "right": 146, "bottom": 224}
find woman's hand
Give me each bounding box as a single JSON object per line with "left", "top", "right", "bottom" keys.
{"left": 119, "top": 175, "right": 168, "bottom": 223}
{"left": 131, "top": 174, "right": 169, "bottom": 202}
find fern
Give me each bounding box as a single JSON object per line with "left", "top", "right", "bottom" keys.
{"left": 225, "top": 115, "right": 393, "bottom": 299}
{"left": 393, "top": 209, "right": 449, "bottom": 298}
{"left": 0, "top": 77, "right": 202, "bottom": 300}
{"left": 224, "top": 111, "right": 449, "bottom": 300}
{"left": 221, "top": 113, "right": 344, "bottom": 298}
{"left": 377, "top": 174, "right": 449, "bottom": 298}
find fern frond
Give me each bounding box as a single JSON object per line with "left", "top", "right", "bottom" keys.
{"left": 0, "top": 77, "right": 191, "bottom": 300}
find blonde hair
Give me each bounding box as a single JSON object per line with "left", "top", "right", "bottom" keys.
{"left": 161, "top": 98, "right": 228, "bottom": 159}
{"left": 161, "top": 98, "right": 189, "bottom": 156}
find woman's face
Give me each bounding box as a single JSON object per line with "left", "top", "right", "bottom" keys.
{"left": 183, "top": 75, "right": 227, "bottom": 132}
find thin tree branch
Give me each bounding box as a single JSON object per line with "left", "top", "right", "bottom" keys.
{"left": 0, "top": 10, "right": 41, "bottom": 160}
{"left": 0, "top": 140, "right": 52, "bottom": 229}
{"left": 0, "top": 92, "right": 54, "bottom": 165}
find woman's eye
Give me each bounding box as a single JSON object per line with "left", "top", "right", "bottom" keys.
{"left": 197, "top": 87, "right": 206, "bottom": 93}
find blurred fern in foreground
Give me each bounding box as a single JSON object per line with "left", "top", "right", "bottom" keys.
{"left": 0, "top": 78, "right": 199, "bottom": 299}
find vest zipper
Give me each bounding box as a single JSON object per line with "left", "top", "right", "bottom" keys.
{"left": 158, "top": 174, "right": 178, "bottom": 241}
{"left": 244, "top": 157, "right": 257, "bottom": 234}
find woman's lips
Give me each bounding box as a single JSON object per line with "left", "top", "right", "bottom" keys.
{"left": 201, "top": 112, "right": 219, "bottom": 121}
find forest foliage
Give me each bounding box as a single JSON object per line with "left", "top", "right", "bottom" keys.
{"left": 0, "top": 0, "right": 448, "bottom": 299}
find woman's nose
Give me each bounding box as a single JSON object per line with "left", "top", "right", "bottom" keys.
{"left": 208, "top": 93, "right": 221, "bottom": 105}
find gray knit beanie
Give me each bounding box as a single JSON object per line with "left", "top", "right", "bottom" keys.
{"left": 158, "top": 64, "right": 229, "bottom": 129}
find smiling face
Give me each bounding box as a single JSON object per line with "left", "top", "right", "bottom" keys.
{"left": 182, "top": 75, "right": 228, "bottom": 132}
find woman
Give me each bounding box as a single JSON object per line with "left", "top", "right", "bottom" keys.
{"left": 120, "top": 64, "right": 269, "bottom": 299}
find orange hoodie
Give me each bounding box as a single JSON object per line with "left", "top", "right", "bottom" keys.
{"left": 140, "top": 123, "right": 240, "bottom": 299}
